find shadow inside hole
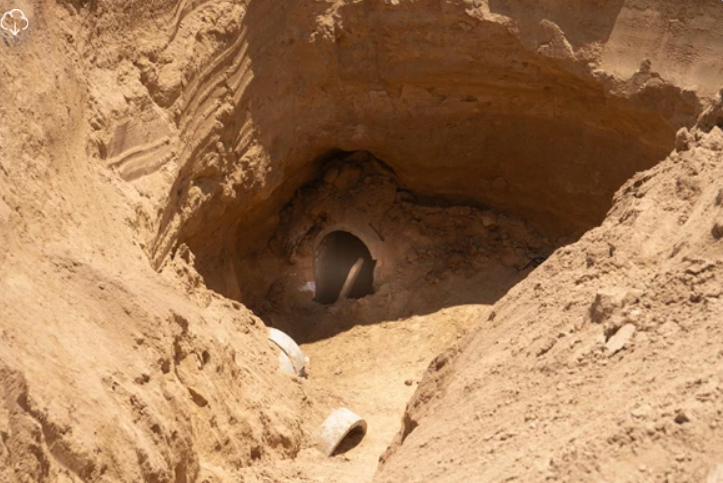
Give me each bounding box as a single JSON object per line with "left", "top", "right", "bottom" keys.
{"left": 315, "top": 231, "right": 376, "bottom": 304}
{"left": 332, "top": 426, "right": 366, "bottom": 456}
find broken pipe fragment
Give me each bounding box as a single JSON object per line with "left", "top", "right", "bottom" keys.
{"left": 268, "top": 328, "right": 307, "bottom": 376}
{"left": 314, "top": 408, "right": 368, "bottom": 456}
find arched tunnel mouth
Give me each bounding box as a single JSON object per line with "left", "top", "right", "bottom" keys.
{"left": 314, "top": 231, "right": 376, "bottom": 305}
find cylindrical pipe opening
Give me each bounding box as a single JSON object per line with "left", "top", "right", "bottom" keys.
{"left": 315, "top": 231, "right": 376, "bottom": 304}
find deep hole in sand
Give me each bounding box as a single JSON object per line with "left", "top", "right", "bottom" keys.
{"left": 215, "top": 150, "right": 553, "bottom": 344}
{"left": 209, "top": 141, "right": 669, "bottom": 473}
{"left": 165, "top": 68, "right": 679, "bottom": 473}
{"left": 167, "top": 135, "right": 675, "bottom": 480}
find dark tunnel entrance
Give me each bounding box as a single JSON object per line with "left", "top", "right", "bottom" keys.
{"left": 315, "top": 231, "right": 376, "bottom": 304}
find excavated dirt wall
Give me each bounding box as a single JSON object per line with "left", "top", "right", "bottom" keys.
{"left": 136, "top": 0, "right": 704, "bottom": 284}
{"left": 375, "top": 99, "right": 723, "bottom": 483}
{"left": 1, "top": 1, "right": 723, "bottom": 482}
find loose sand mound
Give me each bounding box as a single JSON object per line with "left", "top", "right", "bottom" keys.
{"left": 377, "top": 107, "right": 723, "bottom": 483}
{"left": 0, "top": 1, "right": 722, "bottom": 482}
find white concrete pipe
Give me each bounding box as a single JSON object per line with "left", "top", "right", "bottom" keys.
{"left": 313, "top": 408, "right": 367, "bottom": 456}
{"left": 268, "top": 328, "right": 306, "bottom": 376}
{"left": 277, "top": 350, "right": 297, "bottom": 376}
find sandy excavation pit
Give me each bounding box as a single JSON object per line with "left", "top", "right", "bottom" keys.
{"left": 178, "top": 150, "right": 566, "bottom": 479}
{"left": 3, "top": 1, "right": 723, "bottom": 482}
{"left": 210, "top": 151, "right": 558, "bottom": 342}
{"left": 175, "top": 144, "right": 643, "bottom": 480}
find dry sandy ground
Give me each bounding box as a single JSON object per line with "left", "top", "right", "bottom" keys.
{"left": 236, "top": 305, "right": 484, "bottom": 483}
{"left": 298, "top": 305, "right": 483, "bottom": 482}
{"left": 1, "top": 1, "right": 723, "bottom": 483}
{"left": 377, "top": 121, "right": 723, "bottom": 483}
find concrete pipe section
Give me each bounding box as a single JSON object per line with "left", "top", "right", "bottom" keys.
{"left": 268, "top": 328, "right": 307, "bottom": 376}
{"left": 313, "top": 408, "right": 368, "bottom": 456}
{"left": 276, "top": 350, "right": 297, "bottom": 376}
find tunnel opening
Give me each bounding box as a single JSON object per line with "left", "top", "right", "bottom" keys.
{"left": 218, "top": 151, "right": 555, "bottom": 344}
{"left": 314, "top": 231, "right": 376, "bottom": 305}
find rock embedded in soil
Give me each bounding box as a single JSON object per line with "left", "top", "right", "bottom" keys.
{"left": 605, "top": 324, "right": 636, "bottom": 356}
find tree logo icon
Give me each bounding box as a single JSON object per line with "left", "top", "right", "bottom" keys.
{"left": 1, "top": 9, "right": 29, "bottom": 36}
